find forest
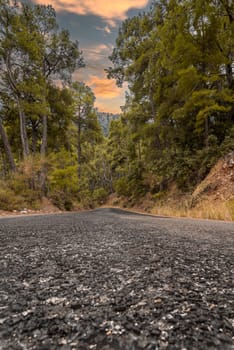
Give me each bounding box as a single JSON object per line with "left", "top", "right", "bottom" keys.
{"left": 0, "top": 0, "right": 233, "bottom": 214}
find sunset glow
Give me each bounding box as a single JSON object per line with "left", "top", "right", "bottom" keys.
{"left": 33, "top": 0, "right": 149, "bottom": 22}
{"left": 30, "top": 0, "right": 150, "bottom": 112}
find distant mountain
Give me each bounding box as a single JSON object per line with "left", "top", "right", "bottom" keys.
{"left": 97, "top": 112, "right": 119, "bottom": 136}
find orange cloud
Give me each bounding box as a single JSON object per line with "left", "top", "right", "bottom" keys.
{"left": 33, "top": 0, "right": 149, "bottom": 23}
{"left": 86, "top": 74, "right": 127, "bottom": 113}
{"left": 95, "top": 100, "right": 121, "bottom": 114}
{"left": 87, "top": 75, "right": 122, "bottom": 99}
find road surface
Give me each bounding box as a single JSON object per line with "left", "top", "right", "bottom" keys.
{"left": 0, "top": 208, "right": 233, "bottom": 349}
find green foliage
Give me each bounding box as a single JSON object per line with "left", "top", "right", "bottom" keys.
{"left": 49, "top": 190, "right": 74, "bottom": 211}
{"left": 114, "top": 178, "right": 130, "bottom": 197}
{"left": 107, "top": 0, "right": 234, "bottom": 197}
{"left": 0, "top": 166, "right": 42, "bottom": 210}
{"left": 0, "top": 187, "right": 25, "bottom": 211}
{"left": 92, "top": 188, "right": 108, "bottom": 204}
{"left": 49, "top": 166, "right": 78, "bottom": 194}
{"left": 47, "top": 150, "right": 78, "bottom": 209}
{"left": 221, "top": 127, "right": 234, "bottom": 154}
{"left": 114, "top": 170, "right": 147, "bottom": 199}
{"left": 0, "top": 0, "right": 233, "bottom": 211}
{"left": 77, "top": 190, "right": 94, "bottom": 208}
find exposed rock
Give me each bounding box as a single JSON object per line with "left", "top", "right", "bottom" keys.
{"left": 193, "top": 151, "right": 234, "bottom": 202}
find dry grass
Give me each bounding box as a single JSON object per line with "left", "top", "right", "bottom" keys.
{"left": 151, "top": 199, "right": 234, "bottom": 221}
{"left": 104, "top": 193, "right": 234, "bottom": 221}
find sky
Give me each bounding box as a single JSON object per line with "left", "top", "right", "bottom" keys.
{"left": 29, "top": 0, "right": 151, "bottom": 113}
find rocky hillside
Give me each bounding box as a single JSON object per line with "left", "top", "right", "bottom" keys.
{"left": 97, "top": 112, "right": 119, "bottom": 136}
{"left": 109, "top": 152, "right": 234, "bottom": 221}
{"left": 192, "top": 152, "right": 234, "bottom": 204}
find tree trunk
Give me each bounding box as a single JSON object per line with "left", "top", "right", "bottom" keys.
{"left": 226, "top": 62, "right": 233, "bottom": 89}
{"left": 41, "top": 115, "right": 47, "bottom": 157}
{"left": 5, "top": 55, "right": 29, "bottom": 158}
{"left": 31, "top": 120, "right": 38, "bottom": 154}
{"left": 225, "top": 62, "right": 234, "bottom": 123}
{"left": 149, "top": 87, "right": 162, "bottom": 151}
{"left": 40, "top": 115, "right": 48, "bottom": 195}
{"left": 17, "top": 99, "right": 30, "bottom": 158}
{"left": 0, "top": 118, "right": 16, "bottom": 172}
{"left": 205, "top": 117, "right": 209, "bottom": 149}
{"left": 77, "top": 110, "right": 81, "bottom": 179}
{"left": 219, "top": 0, "right": 234, "bottom": 24}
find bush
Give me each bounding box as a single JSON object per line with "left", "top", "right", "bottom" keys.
{"left": 114, "top": 176, "right": 147, "bottom": 199}
{"left": 92, "top": 188, "right": 108, "bottom": 204}
{"left": 221, "top": 126, "right": 234, "bottom": 154}
{"left": 49, "top": 190, "right": 74, "bottom": 211}
{"left": 77, "top": 189, "right": 94, "bottom": 208}
{"left": 152, "top": 191, "right": 166, "bottom": 202}
{"left": 0, "top": 187, "right": 25, "bottom": 211}
{"left": 7, "top": 172, "right": 42, "bottom": 207}
{"left": 114, "top": 178, "right": 131, "bottom": 197}
{"left": 49, "top": 166, "right": 78, "bottom": 195}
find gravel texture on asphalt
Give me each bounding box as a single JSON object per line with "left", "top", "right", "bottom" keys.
{"left": 0, "top": 208, "right": 233, "bottom": 350}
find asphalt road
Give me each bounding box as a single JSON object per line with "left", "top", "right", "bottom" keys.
{"left": 0, "top": 208, "right": 233, "bottom": 350}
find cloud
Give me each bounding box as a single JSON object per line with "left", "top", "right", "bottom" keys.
{"left": 87, "top": 75, "right": 122, "bottom": 99}
{"left": 81, "top": 44, "right": 111, "bottom": 67}
{"left": 72, "top": 71, "right": 127, "bottom": 113}
{"left": 83, "top": 44, "right": 110, "bottom": 58}
{"left": 33, "top": 0, "right": 149, "bottom": 23}
{"left": 96, "top": 26, "right": 112, "bottom": 34}
{"left": 87, "top": 75, "right": 127, "bottom": 112}
{"left": 95, "top": 100, "right": 122, "bottom": 114}
{"left": 72, "top": 44, "right": 112, "bottom": 82}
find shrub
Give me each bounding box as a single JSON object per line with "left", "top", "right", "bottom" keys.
{"left": 152, "top": 191, "right": 166, "bottom": 202}
{"left": 92, "top": 188, "right": 108, "bottom": 204}
{"left": 78, "top": 189, "right": 94, "bottom": 208}
{"left": 49, "top": 165, "right": 78, "bottom": 195}
{"left": 0, "top": 187, "right": 25, "bottom": 211}
{"left": 49, "top": 190, "right": 74, "bottom": 211}
{"left": 114, "top": 178, "right": 131, "bottom": 197}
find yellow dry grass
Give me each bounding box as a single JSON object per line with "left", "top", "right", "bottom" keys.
{"left": 151, "top": 199, "right": 234, "bottom": 221}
